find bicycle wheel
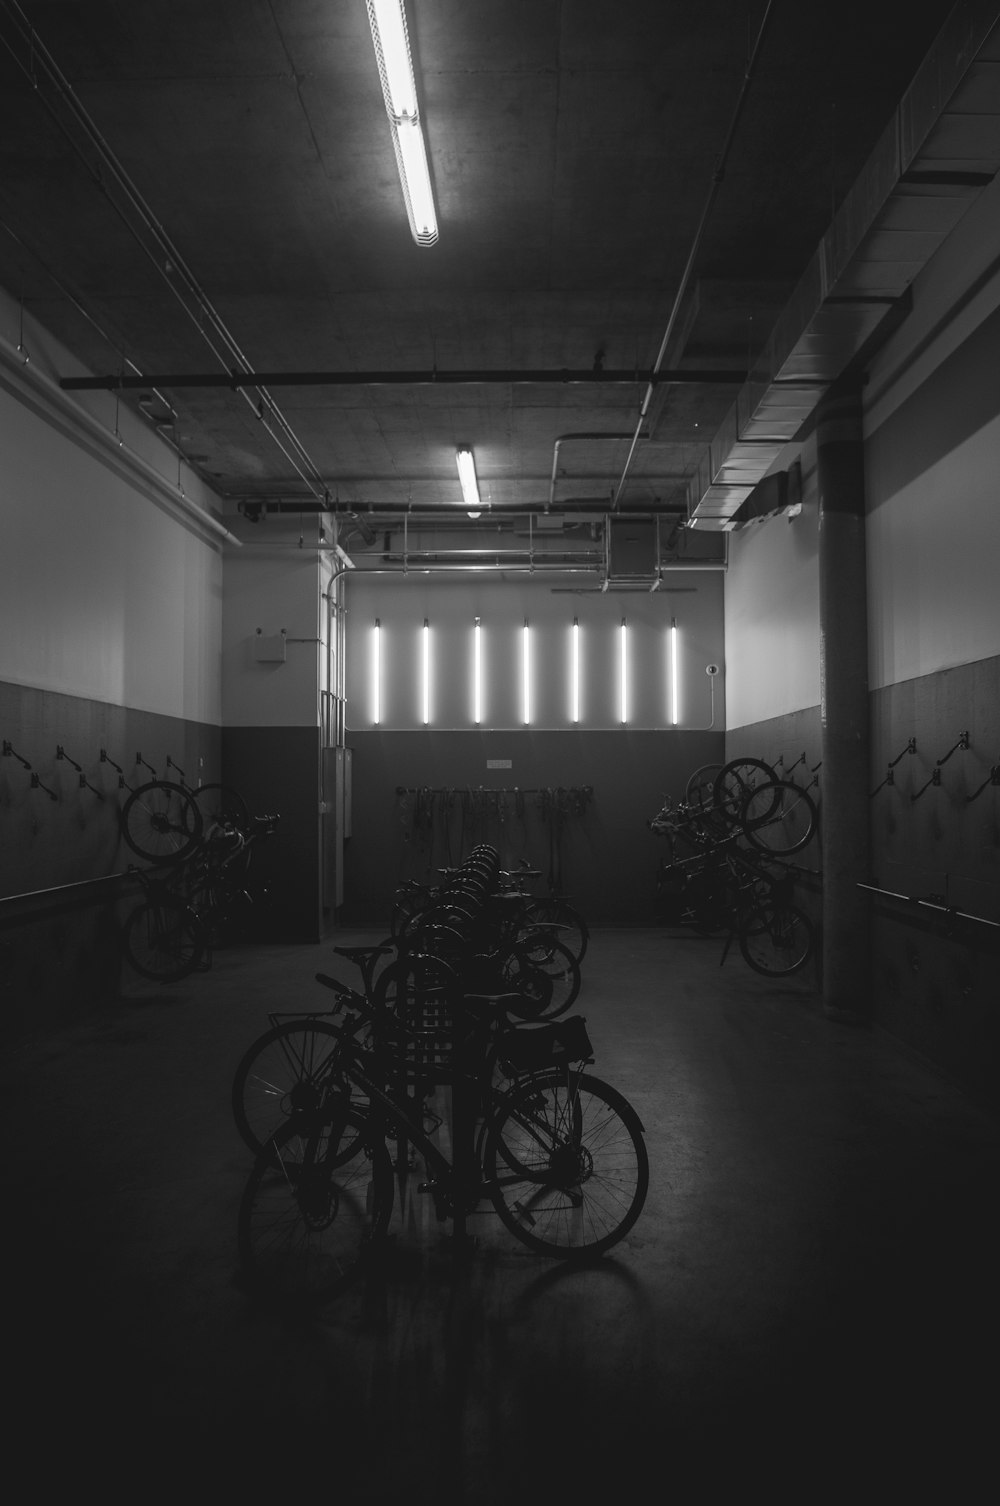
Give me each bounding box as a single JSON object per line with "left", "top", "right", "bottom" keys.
{"left": 739, "top": 902, "right": 815, "bottom": 977}
{"left": 232, "top": 1017, "right": 369, "bottom": 1157}
{"left": 238, "top": 1109, "right": 393, "bottom": 1305}
{"left": 741, "top": 780, "right": 818, "bottom": 855}
{"left": 120, "top": 780, "right": 204, "bottom": 865}
{"left": 121, "top": 897, "right": 207, "bottom": 982}
{"left": 192, "top": 783, "right": 249, "bottom": 832}
{"left": 712, "top": 758, "right": 777, "bottom": 826}
{"left": 504, "top": 935, "right": 581, "bottom": 1021}
{"left": 519, "top": 899, "right": 589, "bottom": 965}
{"left": 485, "top": 1071, "right": 649, "bottom": 1259}
{"left": 685, "top": 762, "right": 723, "bottom": 809}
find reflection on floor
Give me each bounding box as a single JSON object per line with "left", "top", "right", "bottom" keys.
{"left": 5, "top": 927, "right": 998, "bottom": 1499}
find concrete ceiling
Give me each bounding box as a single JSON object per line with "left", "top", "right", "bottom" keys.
{"left": 0, "top": 0, "right": 966, "bottom": 536}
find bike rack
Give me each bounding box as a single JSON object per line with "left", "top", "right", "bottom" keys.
{"left": 858, "top": 881, "right": 1000, "bottom": 936}
{"left": 870, "top": 737, "right": 916, "bottom": 797}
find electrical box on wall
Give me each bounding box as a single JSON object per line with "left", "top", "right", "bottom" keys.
{"left": 254, "top": 629, "right": 286, "bottom": 663}
{"left": 608, "top": 519, "right": 656, "bottom": 578}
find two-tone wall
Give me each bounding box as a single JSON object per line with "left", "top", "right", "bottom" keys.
{"left": 723, "top": 168, "right": 1000, "bottom": 1106}
{"left": 0, "top": 293, "right": 226, "bottom": 1034}
{"left": 340, "top": 572, "right": 726, "bottom": 924}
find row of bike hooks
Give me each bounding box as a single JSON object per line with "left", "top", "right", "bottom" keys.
{"left": 1, "top": 741, "right": 192, "bottom": 804}
{"left": 869, "top": 731, "right": 999, "bottom": 802}
{"left": 772, "top": 752, "right": 822, "bottom": 790}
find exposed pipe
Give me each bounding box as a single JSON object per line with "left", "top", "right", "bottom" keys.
{"left": 60, "top": 367, "right": 747, "bottom": 394}
{"left": 613, "top": 0, "right": 776, "bottom": 510}
{"left": 0, "top": 1, "right": 329, "bottom": 503}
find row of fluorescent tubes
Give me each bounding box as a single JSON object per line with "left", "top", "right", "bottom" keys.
{"left": 372, "top": 619, "right": 682, "bottom": 726}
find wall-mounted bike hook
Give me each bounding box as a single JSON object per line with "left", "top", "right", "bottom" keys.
{"left": 966, "top": 763, "right": 1000, "bottom": 803}
{"left": 56, "top": 744, "right": 83, "bottom": 773}
{"left": 136, "top": 752, "right": 157, "bottom": 778}
{"left": 888, "top": 737, "right": 917, "bottom": 769}
{"left": 30, "top": 772, "right": 58, "bottom": 801}
{"left": 2, "top": 739, "right": 32, "bottom": 770}
{"left": 871, "top": 740, "right": 914, "bottom": 798}
{"left": 165, "top": 755, "right": 186, "bottom": 782}
{"left": 936, "top": 731, "right": 970, "bottom": 767}
{"left": 911, "top": 767, "right": 942, "bottom": 802}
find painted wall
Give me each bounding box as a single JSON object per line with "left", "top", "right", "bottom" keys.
{"left": 0, "top": 292, "right": 226, "bottom": 1029}
{"left": 721, "top": 168, "right": 1000, "bottom": 1106}
{"left": 344, "top": 573, "right": 725, "bottom": 733}
{"left": 339, "top": 570, "right": 726, "bottom": 923}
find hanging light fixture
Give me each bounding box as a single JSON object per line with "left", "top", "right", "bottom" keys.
{"left": 456, "top": 447, "right": 482, "bottom": 516}
{"left": 367, "top": 0, "right": 439, "bottom": 246}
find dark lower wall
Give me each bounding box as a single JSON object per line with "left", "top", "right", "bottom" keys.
{"left": 0, "top": 680, "right": 221, "bottom": 1039}
{"left": 728, "top": 654, "right": 1000, "bottom": 1111}
{"left": 341, "top": 728, "right": 726, "bottom": 927}
{"left": 221, "top": 726, "right": 323, "bottom": 942}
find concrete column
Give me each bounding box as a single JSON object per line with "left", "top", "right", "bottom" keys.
{"left": 817, "top": 382, "right": 871, "bottom": 1020}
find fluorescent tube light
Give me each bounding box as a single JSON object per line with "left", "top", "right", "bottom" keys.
{"left": 522, "top": 620, "right": 531, "bottom": 726}
{"left": 571, "top": 618, "right": 580, "bottom": 724}
{"left": 456, "top": 447, "right": 481, "bottom": 515}
{"left": 372, "top": 619, "right": 381, "bottom": 725}
{"left": 422, "top": 618, "right": 430, "bottom": 725}
{"left": 670, "top": 619, "right": 679, "bottom": 726}
{"left": 620, "top": 618, "right": 628, "bottom": 725}
{"left": 367, "top": 0, "right": 439, "bottom": 246}
{"left": 473, "top": 617, "right": 482, "bottom": 724}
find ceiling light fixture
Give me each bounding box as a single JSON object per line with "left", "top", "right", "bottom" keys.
{"left": 367, "top": 0, "right": 439, "bottom": 246}
{"left": 456, "top": 447, "right": 482, "bottom": 516}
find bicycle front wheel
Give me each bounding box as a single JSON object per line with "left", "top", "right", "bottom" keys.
{"left": 741, "top": 780, "right": 818, "bottom": 855}
{"left": 120, "top": 780, "right": 203, "bottom": 865}
{"left": 712, "top": 758, "right": 777, "bottom": 826}
{"left": 121, "top": 897, "right": 207, "bottom": 982}
{"left": 739, "top": 903, "right": 815, "bottom": 977}
{"left": 485, "top": 1071, "right": 649, "bottom": 1259}
{"left": 238, "top": 1111, "right": 393, "bottom": 1305}
{"left": 519, "top": 898, "right": 589, "bottom": 964}
{"left": 232, "top": 1017, "right": 368, "bottom": 1157}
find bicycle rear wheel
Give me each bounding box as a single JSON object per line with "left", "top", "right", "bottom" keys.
{"left": 712, "top": 758, "right": 777, "bottom": 826}
{"left": 120, "top": 779, "right": 204, "bottom": 865}
{"left": 238, "top": 1110, "right": 393, "bottom": 1305}
{"left": 192, "top": 783, "right": 249, "bottom": 832}
{"left": 741, "top": 780, "right": 818, "bottom": 855}
{"left": 501, "top": 937, "right": 580, "bottom": 1022}
{"left": 121, "top": 897, "right": 207, "bottom": 982}
{"left": 232, "top": 1017, "right": 368, "bottom": 1157}
{"left": 519, "top": 898, "right": 589, "bottom": 964}
{"left": 486, "top": 1071, "right": 649, "bottom": 1259}
{"left": 739, "top": 902, "right": 815, "bottom": 976}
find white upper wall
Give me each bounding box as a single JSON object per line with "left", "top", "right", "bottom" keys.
{"left": 344, "top": 572, "right": 725, "bottom": 732}
{"left": 0, "top": 291, "right": 225, "bottom": 724}
{"left": 724, "top": 167, "right": 1000, "bottom": 728}
{"left": 864, "top": 169, "right": 1000, "bottom": 689}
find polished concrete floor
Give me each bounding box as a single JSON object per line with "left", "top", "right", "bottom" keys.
{"left": 5, "top": 927, "right": 999, "bottom": 1500}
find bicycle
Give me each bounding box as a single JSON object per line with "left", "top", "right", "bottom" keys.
{"left": 237, "top": 980, "right": 649, "bottom": 1304}
{"left": 120, "top": 865, "right": 211, "bottom": 982}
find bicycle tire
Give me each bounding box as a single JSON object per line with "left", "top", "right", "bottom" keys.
{"left": 121, "top": 897, "right": 208, "bottom": 982}
{"left": 192, "top": 783, "right": 249, "bottom": 832}
{"left": 485, "top": 1071, "right": 649, "bottom": 1259}
{"left": 238, "top": 1109, "right": 393, "bottom": 1306}
{"left": 519, "top": 899, "right": 589, "bottom": 965}
{"left": 685, "top": 762, "right": 724, "bottom": 809}
{"left": 232, "top": 1016, "right": 369, "bottom": 1157}
{"left": 120, "top": 779, "right": 204, "bottom": 865}
{"left": 741, "top": 780, "right": 818, "bottom": 855}
{"left": 712, "top": 758, "right": 777, "bottom": 826}
{"left": 503, "top": 936, "right": 581, "bottom": 1021}
{"left": 739, "top": 902, "right": 815, "bottom": 977}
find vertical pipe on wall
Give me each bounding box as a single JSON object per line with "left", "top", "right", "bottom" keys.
{"left": 817, "top": 381, "right": 871, "bottom": 1020}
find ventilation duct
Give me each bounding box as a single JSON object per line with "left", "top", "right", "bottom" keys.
{"left": 687, "top": 3, "right": 1000, "bottom": 528}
